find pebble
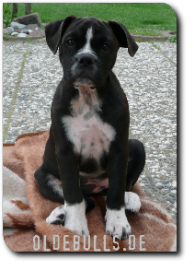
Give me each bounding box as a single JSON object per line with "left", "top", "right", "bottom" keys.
{"left": 11, "top": 32, "right": 19, "bottom": 36}
{"left": 165, "top": 184, "right": 171, "bottom": 188}
{"left": 6, "top": 27, "right": 14, "bottom": 34}
{"left": 10, "top": 21, "right": 26, "bottom": 29}
{"left": 153, "top": 178, "right": 160, "bottom": 182}
{"left": 170, "top": 190, "right": 176, "bottom": 197}
{"left": 162, "top": 180, "right": 170, "bottom": 184}
{"left": 17, "top": 33, "right": 28, "bottom": 38}
{"left": 156, "top": 183, "right": 164, "bottom": 190}
{"left": 172, "top": 180, "right": 177, "bottom": 188}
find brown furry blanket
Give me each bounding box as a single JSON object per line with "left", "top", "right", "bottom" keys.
{"left": 3, "top": 131, "right": 176, "bottom": 252}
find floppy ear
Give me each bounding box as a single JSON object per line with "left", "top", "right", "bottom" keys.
{"left": 45, "top": 15, "right": 77, "bottom": 54}
{"left": 108, "top": 20, "right": 138, "bottom": 57}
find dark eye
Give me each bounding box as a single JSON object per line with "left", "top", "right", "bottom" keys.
{"left": 66, "top": 39, "right": 75, "bottom": 47}
{"left": 102, "top": 43, "right": 109, "bottom": 51}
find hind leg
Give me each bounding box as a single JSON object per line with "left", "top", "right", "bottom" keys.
{"left": 126, "top": 139, "right": 146, "bottom": 190}
{"left": 34, "top": 164, "right": 64, "bottom": 203}
{"left": 125, "top": 139, "right": 145, "bottom": 213}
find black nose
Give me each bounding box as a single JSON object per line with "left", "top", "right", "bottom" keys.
{"left": 75, "top": 53, "right": 96, "bottom": 66}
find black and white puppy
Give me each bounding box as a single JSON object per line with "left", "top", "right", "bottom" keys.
{"left": 34, "top": 15, "right": 145, "bottom": 240}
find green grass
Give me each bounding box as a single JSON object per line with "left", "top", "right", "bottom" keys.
{"left": 3, "top": 3, "right": 177, "bottom": 36}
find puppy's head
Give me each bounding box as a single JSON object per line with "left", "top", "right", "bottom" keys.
{"left": 45, "top": 15, "right": 138, "bottom": 90}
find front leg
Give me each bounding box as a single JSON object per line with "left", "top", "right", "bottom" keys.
{"left": 56, "top": 149, "right": 89, "bottom": 236}
{"left": 105, "top": 146, "right": 131, "bottom": 240}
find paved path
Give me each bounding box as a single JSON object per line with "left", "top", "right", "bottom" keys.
{"left": 3, "top": 39, "right": 177, "bottom": 221}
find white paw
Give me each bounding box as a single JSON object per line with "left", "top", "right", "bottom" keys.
{"left": 46, "top": 205, "right": 65, "bottom": 225}
{"left": 125, "top": 192, "right": 141, "bottom": 213}
{"left": 64, "top": 200, "right": 89, "bottom": 236}
{"left": 105, "top": 207, "right": 131, "bottom": 240}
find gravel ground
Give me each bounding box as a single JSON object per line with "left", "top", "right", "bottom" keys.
{"left": 3, "top": 39, "right": 177, "bottom": 221}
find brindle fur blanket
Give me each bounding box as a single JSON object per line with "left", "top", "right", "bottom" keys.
{"left": 3, "top": 131, "right": 177, "bottom": 252}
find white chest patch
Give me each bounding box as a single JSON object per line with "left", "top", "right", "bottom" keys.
{"left": 62, "top": 87, "right": 116, "bottom": 161}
